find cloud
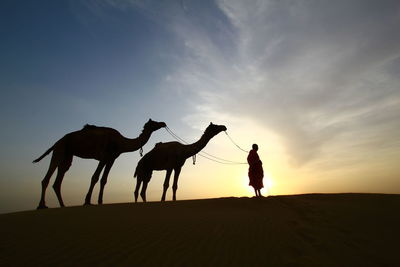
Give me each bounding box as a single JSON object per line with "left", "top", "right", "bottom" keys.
{"left": 162, "top": 0, "right": 400, "bottom": 167}
{"left": 75, "top": 0, "right": 400, "bottom": 167}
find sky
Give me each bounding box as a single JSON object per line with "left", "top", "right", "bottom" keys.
{"left": 0, "top": 0, "right": 399, "bottom": 213}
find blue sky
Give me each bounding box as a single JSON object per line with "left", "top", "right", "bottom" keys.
{"left": 1, "top": 0, "right": 399, "bottom": 213}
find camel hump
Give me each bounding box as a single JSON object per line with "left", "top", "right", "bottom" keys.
{"left": 81, "top": 124, "right": 121, "bottom": 136}
{"left": 83, "top": 124, "right": 97, "bottom": 130}
{"left": 155, "top": 142, "right": 163, "bottom": 147}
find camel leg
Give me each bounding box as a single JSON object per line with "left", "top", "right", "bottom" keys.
{"left": 134, "top": 178, "right": 142, "bottom": 203}
{"left": 140, "top": 181, "right": 149, "bottom": 202}
{"left": 172, "top": 167, "right": 181, "bottom": 201}
{"left": 161, "top": 169, "right": 172, "bottom": 202}
{"left": 52, "top": 156, "right": 72, "bottom": 207}
{"left": 37, "top": 155, "right": 58, "bottom": 209}
{"left": 98, "top": 160, "right": 115, "bottom": 205}
{"left": 84, "top": 161, "right": 106, "bottom": 205}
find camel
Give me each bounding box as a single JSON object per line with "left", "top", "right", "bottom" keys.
{"left": 133, "top": 122, "right": 227, "bottom": 202}
{"left": 33, "top": 119, "right": 166, "bottom": 209}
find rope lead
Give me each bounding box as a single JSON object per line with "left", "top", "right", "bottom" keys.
{"left": 164, "top": 127, "right": 247, "bottom": 165}
{"left": 224, "top": 131, "right": 249, "bottom": 153}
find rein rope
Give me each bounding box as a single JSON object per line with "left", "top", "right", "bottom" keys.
{"left": 164, "top": 126, "right": 247, "bottom": 165}
{"left": 224, "top": 131, "right": 249, "bottom": 153}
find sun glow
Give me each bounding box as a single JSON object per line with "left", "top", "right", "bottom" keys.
{"left": 263, "top": 172, "right": 274, "bottom": 196}
{"left": 241, "top": 171, "right": 274, "bottom": 197}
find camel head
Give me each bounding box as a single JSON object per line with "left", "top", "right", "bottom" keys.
{"left": 204, "top": 122, "right": 227, "bottom": 138}
{"left": 143, "top": 119, "right": 166, "bottom": 132}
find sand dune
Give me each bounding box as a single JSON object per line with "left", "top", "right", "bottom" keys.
{"left": 1, "top": 194, "right": 399, "bottom": 266}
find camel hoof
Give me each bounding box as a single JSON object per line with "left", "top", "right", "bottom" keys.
{"left": 37, "top": 205, "right": 48, "bottom": 210}
{"left": 83, "top": 202, "right": 93, "bottom": 206}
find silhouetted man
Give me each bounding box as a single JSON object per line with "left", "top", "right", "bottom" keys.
{"left": 247, "top": 144, "right": 264, "bottom": 197}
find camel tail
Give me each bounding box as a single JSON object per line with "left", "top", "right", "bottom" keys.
{"left": 133, "top": 162, "right": 145, "bottom": 179}
{"left": 32, "top": 145, "right": 55, "bottom": 163}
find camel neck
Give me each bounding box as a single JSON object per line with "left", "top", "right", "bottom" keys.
{"left": 120, "top": 129, "right": 152, "bottom": 153}
{"left": 183, "top": 133, "right": 212, "bottom": 158}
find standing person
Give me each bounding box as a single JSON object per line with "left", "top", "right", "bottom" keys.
{"left": 247, "top": 144, "right": 264, "bottom": 197}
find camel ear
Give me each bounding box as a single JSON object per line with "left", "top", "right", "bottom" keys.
{"left": 148, "top": 119, "right": 152, "bottom": 122}
{"left": 210, "top": 122, "right": 213, "bottom": 125}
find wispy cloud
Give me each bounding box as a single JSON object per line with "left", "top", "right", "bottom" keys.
{"left": 162, "top": 0, "right": 400, "bottom": 167}
{"left": 77, "top": 0, "right": 400, "bottom": 168}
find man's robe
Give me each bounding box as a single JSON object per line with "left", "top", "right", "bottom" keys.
{"left": 247, "top": 149, "right": 264, "bottom": 189}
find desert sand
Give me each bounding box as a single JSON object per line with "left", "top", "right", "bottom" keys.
{"left": 1, "top": 193, "right": 399, "bottom": 266}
